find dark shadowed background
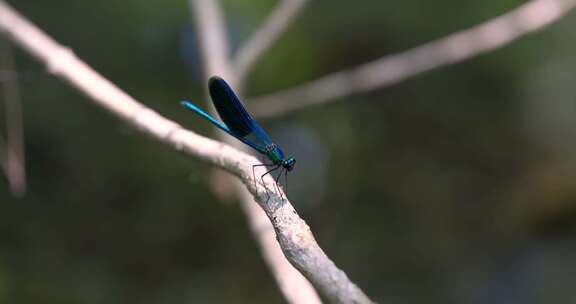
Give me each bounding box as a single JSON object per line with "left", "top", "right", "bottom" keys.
{"left": 1, "top": 0, "right": 576, "bottom": 303}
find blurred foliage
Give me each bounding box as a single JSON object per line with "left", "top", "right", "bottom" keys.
{"left": 1, "top": 0, "right": 576, "bottom": 303}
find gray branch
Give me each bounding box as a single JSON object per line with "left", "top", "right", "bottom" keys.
{"left": 0, "top": 1, "right": 374, "bottom": 303}
{"left": 249, "top": 0, "right": 576, "bottom": 118}
{"left": 189, "top": 0, "right": 323, "bottom": 302}
{"left": 189, "top": 0, "right": 324, "bottom": 303}
{"left": 234, "top": 0, "right": 309, "bottom": 80}
{"left": 0, "top": 38, "right": 26, "bottom": 197}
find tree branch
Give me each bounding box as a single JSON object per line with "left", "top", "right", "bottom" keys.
{"left": 190, "top": 1, "right": 323, "bottom": 303}
{"left": 0, "top": 38, "right": 26, "bottom": 197}
{"left": 239, "top": 191, "right": 325, "bottom": 304}
{"left": 0, "top": 134, "right": 6, "bottom": 173}
{"left": 250, "top": 0, "right": 576, "bottom": 118}
{"left": 234, "top": 0, "right": 308, "bottom": 80}
{"left": 188, "top": 0, "right": 234, "bottom": 83}
{"left": 0, "top": 1, "right": 373, "bottom": 303}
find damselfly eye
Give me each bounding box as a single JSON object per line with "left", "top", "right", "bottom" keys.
{"left": 283, "top": 158, "right": 296, "bottom": 171}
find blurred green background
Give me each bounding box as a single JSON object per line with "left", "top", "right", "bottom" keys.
{"left": 2, "top": 0, "right": 576, "bottom": 303}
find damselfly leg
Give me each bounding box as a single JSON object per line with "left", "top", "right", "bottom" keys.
{"left": 274, "top": 168, "right": 285, "bottom": 201}
{"left": 284, "top": 169, "right": 288, "bottom": 195}
{"left": 253, "top": 163, "right": 289, "bottom": 202}
{"left": 252, "top": 163, "right": 275, "bottom": 189}
{"left": 260, "top": 165, "right": 281, "bottom": 202}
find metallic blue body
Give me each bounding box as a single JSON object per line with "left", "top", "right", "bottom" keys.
{"left": 182, "top": 101, "right": 262, "bottom": 153}
{"left": 182, "top": 77, "right": 295, "bottom": 172}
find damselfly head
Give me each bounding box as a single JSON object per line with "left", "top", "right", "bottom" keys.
{"left": 283, "top": 158, "right": 296, "bottom": 171}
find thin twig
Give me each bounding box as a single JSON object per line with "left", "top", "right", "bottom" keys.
{"left": 234, "top": 0, "right": 308, "bottom": 80}
{"left": 190, "top": 1, "right": 323, "bottom": 303}
{"left": 0, "top": 38, "right": 26, "bottom": 197}
{"left": 188, "top": 0, "right": 234, "bottom": 83}
{"left": 0, "top": 69, "right": 15, "bottom": 81}
{"left": 0, "top": 134, "right": 6, "bottom": 173}
{"left": 239, "top": 190, "right": 324, "bottom": 304}
{"left": 0, "top": 1, "right": 373, "bottom": 303}
{"left": 250, "top": 0, "right": 576, "bottom": 118}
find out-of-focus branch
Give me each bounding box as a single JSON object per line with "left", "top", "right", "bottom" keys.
{"left": 0, "top": 39, "right": 26, "bottom": 197}
{"left": 0, "top": 69, "right": 14, "bottom": 81}
{"left": 190, "top": 1, "right": 323, "bottom": 303}
{"left": 240, "top": 192, "right": 325, "bottom": 304}
{"left": 188, "top": 0, "right": 234, "bottom": 84}
{"left": 0, "top": 135, "right": 5, "bottom": 173}
{"left": 0, "top": 1, "right": 373, "bottom": 303}
{"left": 234, "top": 0, "right": 308, "bottom": 80}
{"left": 250, "top": 0, "right": 576, "bottom": 118}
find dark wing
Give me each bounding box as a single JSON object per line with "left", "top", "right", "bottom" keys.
{"left": 209, "top": 77, "right": 274, "bottom": 154}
